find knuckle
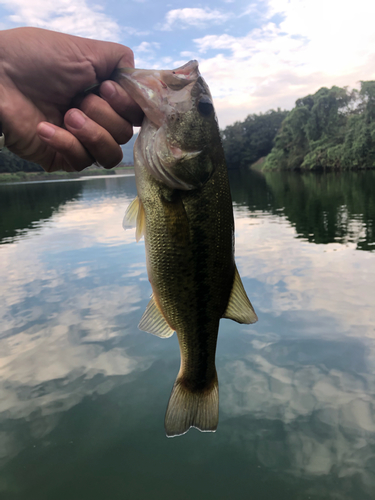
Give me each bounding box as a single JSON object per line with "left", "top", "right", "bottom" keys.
{"left": 65, "top": 134, "right": 78, "bottom": 152}
{"left": 90, "top": 127, "right": 107, "bottom": 146}
{"left": 126, "top": 47, "right": 135, "bottom": 62}
{"left": 80, "top": 94, "right": 99, "bottom": 117}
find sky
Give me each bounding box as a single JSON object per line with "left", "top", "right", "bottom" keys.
{"left": 1, "top": 0, "right": 375, "bottom": 128}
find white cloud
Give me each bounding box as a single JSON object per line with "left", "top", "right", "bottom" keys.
{"left": 135, "top": 41, "right": 161, "bottom": 53}
{"left": 191, "top": 0, "right": 375, "bottom": 127}
{"left": 0, "top": 0, "right": 121, "bottom": 40}
{"left": 160, "top": 7, "right": 231, "bottom": 31}
{"left": 180, "top": 50, "right": 197, "bottom": 59}
{"left": 122, "top": 26, "right": 151, "bottom": 37}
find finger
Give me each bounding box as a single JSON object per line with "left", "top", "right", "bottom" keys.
{"left": 85, "top": 40, "right": 135, "bottom": 80}
{"left": 64, "top": 109, "right": 123, "bottom": 169}
{"left": 100, "top": 80, "right": 144, "bottom": 126}
{"left": 80, "top": 93, "right": 133, "bottom": 145}
{"left": 37, "top": 122, "right": 94, "bottom": 172}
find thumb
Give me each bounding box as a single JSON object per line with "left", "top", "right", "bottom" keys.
{"left": 82, "top": 39, "right": 135, "bottom": 82}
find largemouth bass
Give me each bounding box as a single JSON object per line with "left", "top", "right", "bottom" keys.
{"left": 116, "top": 61, "right": 257, "bottom": 437}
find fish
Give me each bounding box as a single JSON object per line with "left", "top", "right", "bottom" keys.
{"left": 116, "top": 60, "right": 258, "bottom": 437}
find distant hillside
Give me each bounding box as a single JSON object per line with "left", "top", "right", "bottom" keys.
{"left": 0, "top": 148, "right": 43, "bottom": 173}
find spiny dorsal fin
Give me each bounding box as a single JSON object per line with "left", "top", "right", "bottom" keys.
{"left": 138, "top": 294, "right": 175, "bottom": 338}
{"left": 223, "top": 266, "right": 258, "bottom": 324}
{"left": 122, "top": 196, "right": 145, "bottom": 242}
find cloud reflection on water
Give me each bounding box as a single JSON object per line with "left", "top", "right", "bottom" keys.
{"left": 216, "top": 206, "right": 375, "bottom": 496}
{"left": 0, "top": 174, "right": 375, "bottom": 498}
{"left": 234, "top": 211, "right": 375, "bottom": 336}
{"left": 218, "top": 337, "right": 375, "bottom": 497}
{"left": 0, "top": 179, "right": 152, "bottom": 466}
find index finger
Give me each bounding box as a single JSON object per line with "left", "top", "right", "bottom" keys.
{"left": 100, "top": 80, "right": 144, "bottom": 127}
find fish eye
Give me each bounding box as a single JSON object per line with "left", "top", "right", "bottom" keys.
{"left": 197, "top": 96, "right": 214, "bottom": 117}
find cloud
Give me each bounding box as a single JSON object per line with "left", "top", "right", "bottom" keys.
{"left": 160, "top": 7, "right": 231, "bottom": 31}
{"left": 135, "top": 41, "right": 161, "bottom": 53}
{"left": 122, "top": 26, "right": 151, "bottom": 37}
{"left": 190, "top": 0, "right": 375, "bottom": 127}
{"left": 0, "top": 0, "right": 121, "bottom": 40}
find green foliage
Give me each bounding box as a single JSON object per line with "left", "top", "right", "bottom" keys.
{"left": 264, "top": 81, "right": 375, "bottom": 171}
{"left": 0, "top": 147, "right": 43, "bottom": 173}
{"left": 221, "top": 109, "right": 289, "bottom": 169}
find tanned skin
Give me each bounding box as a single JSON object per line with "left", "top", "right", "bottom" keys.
{"left": 0, "top": 27, "right": 143, "bottom": 172}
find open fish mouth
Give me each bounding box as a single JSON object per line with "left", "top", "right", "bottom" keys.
{"left": 114, "top": 61, "right": 201, "bottom": 128}
{"left": 115, "top": 61, "right": 212, "bottom": 190}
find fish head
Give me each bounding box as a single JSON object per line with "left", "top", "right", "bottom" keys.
{"left": 115, "top": 61, "right": 220, "bottom": 190}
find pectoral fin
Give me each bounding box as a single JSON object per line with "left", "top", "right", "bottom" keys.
{"left": 223, "top": 266, "right": 258, "bottom": 324}
{"left": 138, "top": 294, "right": 175, "bottom": 338}
{"left": 122, "top": 196, "right": 146, "bottom": 242}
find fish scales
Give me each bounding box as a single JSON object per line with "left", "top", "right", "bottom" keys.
{"left": 137, "top": 135, "right": 234, "bottom": 381}
{"left": 118, "top": 60, "right": 257, "bottom": 436}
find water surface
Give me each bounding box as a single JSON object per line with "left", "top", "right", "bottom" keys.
{"left": 0, "top": 170, "right": 375, "bottom": 499}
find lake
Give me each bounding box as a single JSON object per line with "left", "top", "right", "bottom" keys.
{"left": 0, "top": 169, "right": 374, "bottom": 500}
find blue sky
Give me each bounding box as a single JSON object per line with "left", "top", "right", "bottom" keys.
{"left": 1, "top": 0, "right": 375, "bottom": 128}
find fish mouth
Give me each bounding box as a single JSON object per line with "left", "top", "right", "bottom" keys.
{"left": 114, "top": 61, "right": 201, "bottom": 128}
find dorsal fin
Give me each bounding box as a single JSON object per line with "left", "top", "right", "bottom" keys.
{"left": 223, "top": 266, "right": 258, "bottom": 324}
{"left": 122, "top": 196, "right": 146, "bottom": 242}
{"left": 138, "top": 294, "right": 175, "bottom": 338}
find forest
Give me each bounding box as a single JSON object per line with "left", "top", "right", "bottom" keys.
{"left": 0, "top": 148, "right": 43, "bottom": 173}
{"left": 222, "top": 80, "right": 375, "bottom": 171}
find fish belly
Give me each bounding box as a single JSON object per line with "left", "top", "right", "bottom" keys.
{"left": 138, "top": 161, "right": 234, "bottom": 436}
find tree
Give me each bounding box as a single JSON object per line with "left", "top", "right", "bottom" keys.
{"left": 264, "top": 82, "right": 375, "bottom": 171}
{"left": 221, "top": 109, "right": 288, "bottom": 169}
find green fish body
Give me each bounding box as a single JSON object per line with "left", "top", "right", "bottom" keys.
{"left": 117, "top": 61, "right": 257, "bottom": 437}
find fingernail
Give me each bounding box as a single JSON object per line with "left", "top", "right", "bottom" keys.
{"left": 67, "top": 110, "right": 86, "bottom": 129}
{"left": 38, "top": 123, "right": 56, "bottom": 139}
{"left": 100, "top": 81, "right": 116, "bottom": 100}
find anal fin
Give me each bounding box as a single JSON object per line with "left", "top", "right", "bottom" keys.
{"left": 138, "top": 294, "right": 175, "bottom": 338}
{"left": 223, "top": 266, "right": 258, "bottom": 324}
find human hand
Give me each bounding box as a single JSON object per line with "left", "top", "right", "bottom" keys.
{"left": 0, "top": 27, "right": 143, "bottom": 172}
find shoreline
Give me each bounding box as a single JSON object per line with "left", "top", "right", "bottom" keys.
{"left": 0, "top": 165, "right": 135, "bottom": 184}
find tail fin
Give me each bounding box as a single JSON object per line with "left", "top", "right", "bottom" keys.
{"left": 164, "top": 374, "right": 219, "bottom": 437}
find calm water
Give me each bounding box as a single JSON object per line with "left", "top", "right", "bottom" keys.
{"left": 0, "top": 170, "right": 375, "bottom": 499}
